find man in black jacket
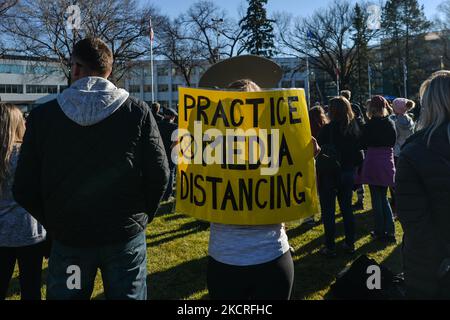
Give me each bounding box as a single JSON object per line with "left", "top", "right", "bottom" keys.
{"left": 13, "top": 38, "right": 169, "bottom": 300}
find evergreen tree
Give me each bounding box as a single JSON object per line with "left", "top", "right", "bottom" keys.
{"left": 351, "top": 3, "right": 371, "bottom": 104}
{"left": 239, "top": 0, "right": 275, "bottom": 57}
{"left": 382, "top": 0, "right": 431, "bottom": 97}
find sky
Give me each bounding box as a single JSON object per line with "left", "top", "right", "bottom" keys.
{"left": 146, "top": 0, "right": 443, "bottom": 20}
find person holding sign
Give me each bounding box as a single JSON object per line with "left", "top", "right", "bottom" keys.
{"left": 176, "top": 56, "right": 319, "bottom": 300}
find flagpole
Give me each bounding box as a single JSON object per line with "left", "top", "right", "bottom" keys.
{"left": 151, "top": 41, "right": 154, "bottom": 103}
{"left": 150, "top": 17, "right": 155, "bottom": 103}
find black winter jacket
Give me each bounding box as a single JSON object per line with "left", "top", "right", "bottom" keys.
{"left": 396, "top": 123, "right": 450, "bottom": 298}
{"left": 360, "top": 116, "right": 396, "bottom": 149}
{"left": 13, "top": 97, "right": 170, "bottom": 247}
{"left": 317, "top": 120, "right": 364, "bottom": 170}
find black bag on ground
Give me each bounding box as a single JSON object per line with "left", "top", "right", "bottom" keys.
{"left": 330, "top": 255, "right": 405, "bottom": 300}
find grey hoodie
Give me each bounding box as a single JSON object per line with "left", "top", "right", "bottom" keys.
{"left": 57, "top": 76, "right": 129, "bottom": 126}
{"left": 392, "top": 114, "right": 415, "bottom": 157}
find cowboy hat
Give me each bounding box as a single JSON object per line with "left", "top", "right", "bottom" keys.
{"left": 198, "top": 55, "right": 282, "bottom": 89}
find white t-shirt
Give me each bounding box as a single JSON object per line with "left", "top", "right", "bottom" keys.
{"left": 208, "top": 223, "right": 290, "bottom": 266}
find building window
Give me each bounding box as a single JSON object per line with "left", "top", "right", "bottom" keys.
{"left": 172, "top": 84, "right": 179, "bottom": 92}
{"left": 281, "top": 81, "right": 292, "bottom": 88}
{"left": 0, "top": 64, "right": 24, "bottom": 74}
{"left": 295, "top": 80, "right": 305, "bottom": 88}
{"left": 26, "top": 85, "right": 58, "bottom": 94}
{"left": 157, "top": 67, "right": 168, "bottom": 77}
{"left": 158, "top": 84, "right": 169, "bottom": 92}
{"left": 26, "top": 65, "right": 61, "bottom": 75}
{"left": 0, "top": 84, "right": 24, "bottom": 94}
{"left": 128, "top": 85, "right": 140, "bottom": 93}
{"left": 143, "top": 85, "right": 153, "bottom": 93}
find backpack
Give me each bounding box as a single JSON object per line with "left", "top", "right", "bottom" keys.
{"left": 316, "top": 125, "right": 342, "bottom": 175}
{"left": 330, "top": 255, "right": 405, "bottom": 300}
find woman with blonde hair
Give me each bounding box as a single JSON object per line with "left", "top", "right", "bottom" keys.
{"left": 396, "top": 71, "right": 450, "bottom": 299}
{"left": 0, "top": 103, "right": 46, "bottom": 300}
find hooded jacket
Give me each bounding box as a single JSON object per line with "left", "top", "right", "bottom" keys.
{"left": 392, "top": 113, "right": 415, "bottom": 157}
{"left": 13, "top": 77, "right": 170, "bottom": 247}
{"left": 396, "top": 123, "right": 450, "bottom": 298}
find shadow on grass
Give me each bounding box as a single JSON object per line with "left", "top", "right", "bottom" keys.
{"left": 147, "top": 220, "right": 209, "bottom": 247}
{"left": 147, "top": 256, "right": 208, "bottom": 300}
{"left": 290, "top": 209, "right": 401, "bottom": 300}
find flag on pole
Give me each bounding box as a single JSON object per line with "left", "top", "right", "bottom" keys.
{"left": 149, "top": 18, "right": 154, "bottom": 44}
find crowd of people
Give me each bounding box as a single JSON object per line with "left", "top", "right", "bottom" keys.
{"left": 0, "top": 37, "right": 449, "bottom": 300}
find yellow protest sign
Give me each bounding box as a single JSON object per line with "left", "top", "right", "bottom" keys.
{"left": 174, "top": 87, "right": 319, "bottom": 225}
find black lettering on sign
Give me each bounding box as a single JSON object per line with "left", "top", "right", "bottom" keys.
{"left": 245, "top": 98, "right": 264, "bottom": 127}
{"left": 206, "top": 176, "right": 222, "bottom": 210}
{"left": 197, "top": 96, "right": 210, "bottom": 124}
{"left": 293, "top": 171, "right": 306, "bottom": 204}
{"left": 194, "top": 175, "right": 206, "bottom": 206}
{"left": 277, "top": 174, "right": 291, "bottom": 208}
{"left": 221, "top": 181, "right": 238, "bottom": 211}
{"left": 279, "top": 133, "right": 293, "bottom": 166}
{"left": 211, "top": 100, "right": 230, "bottom": 127}
{"left": 183, "top": 94, "right": 195, "bottom": 121}
{"left": 276, "top": 97, "right": 287, "bottom": 125}
{"left": 230, "top": 99, "right": 244, "bottom": 126}
{"left": 255, "top": 178, "right": 268, "bottom": 209}
{"left": 180, "top": 170, "right": 189, "bottom": 200}
{"left": 239, "top": 178, "right": 253, "bottom": 211}
{"left": 288, "top": 96, "right": 302, "bottom": 124}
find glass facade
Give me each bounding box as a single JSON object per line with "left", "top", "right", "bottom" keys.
{"left": 0, "top": 64, "right": 24, "bottom": 74}
{"left": 0, "top": 84, "right": 24, "bottom": 93}
{"left": 26, "top": 85, "right": 58, "bottom": 94}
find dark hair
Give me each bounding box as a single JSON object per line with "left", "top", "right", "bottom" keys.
{"left": 329, "top": 96, "right": 355, "bottom": 133}
{"left": 367, "top": 95, "right": 390, "bottom": 118}
{"left": 72, "top": 38, "right": 113, "bottom": 75}
{"left": 309, "top": 106, "right": 329, "bottom": 138}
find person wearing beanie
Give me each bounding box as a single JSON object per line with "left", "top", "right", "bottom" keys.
{"left": 358, "top": 95, "right": 397, "bottom": 243}
{"left": 392, "top": 98, "right": 416, "bottom": 159}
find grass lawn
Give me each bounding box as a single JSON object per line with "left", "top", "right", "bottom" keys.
{"left": 6, "top": 187, "right": 403, "bottom": 300}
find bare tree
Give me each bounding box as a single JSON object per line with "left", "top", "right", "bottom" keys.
{"left": 0, "top": 0, "right": 18, "bottom": 54}
{"left": 0, "top": 0, "right": 17, "bottom": 16}
{"left": 156, "top": 0, "right": 245, "bottom": 85}
{"left": 274, "top": 0, "right": 379, "bottom": 89}
{"left": 0, "top": 0, "right": 161, "bottom": 84}
{"left": 179, "top": 0, "right": 245, "bottom": 63}
{"left": 156, "top": 15, "right": 204, "bottom": 86}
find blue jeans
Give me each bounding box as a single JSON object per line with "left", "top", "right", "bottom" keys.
{"left": 47, "top": 231, "right": 147, "bottom": 300}
{"left": 318, "top": 169, "right": 355, "bottom": 250}
{"left": 369, "top": 185, "right": 395, "bottom": 237}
